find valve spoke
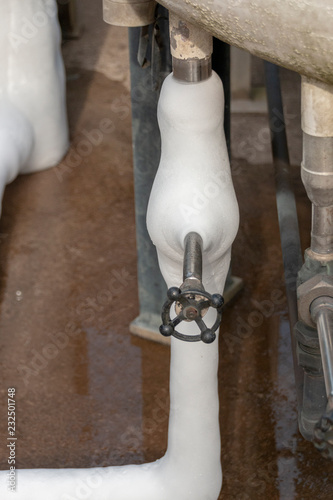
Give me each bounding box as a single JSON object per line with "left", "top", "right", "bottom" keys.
{"left": 195, "top": 317, "right": 207, "bottom": 332}
{"left": 172, "top": 315, "right": 183, "bottom": 327}
{"left": 159, "top": 233, "right": 224, "bottom": 343}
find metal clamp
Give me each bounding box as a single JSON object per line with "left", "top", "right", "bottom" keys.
{"left": 159, "top": 232, "right": 224, "bottom": 343}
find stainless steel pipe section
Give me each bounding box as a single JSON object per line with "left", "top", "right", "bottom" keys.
{"left": 172, "top": 56, "right": 212, "bottom": 83}
{"left": 157, "top": 0, "right": 333, "bottom": 85}
{"left": 183, "top": 232, "right": 203, "bottom": 282}
{"left": 311, "top": 297, "right": 333, "bottom": 400}
{"left": 301, "top": 79, "right": 333, "bottom": 258}
{"left": 302, "top": 135, "right": 333, "bottom": 208}
{"left": 311, "top": 206, "right": 333, "bottom": 256}
{"left": 169, "top": 11, "right": 212, "bottom": 82}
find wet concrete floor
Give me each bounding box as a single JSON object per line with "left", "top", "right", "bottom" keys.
{"left": 1, "top": 2, "right": 333, "bottom": 499}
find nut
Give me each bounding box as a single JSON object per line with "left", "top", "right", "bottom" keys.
{"left": 297, "top": 274, "right": 333, "bottom": 327}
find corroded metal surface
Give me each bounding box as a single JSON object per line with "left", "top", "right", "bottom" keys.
{"left": 158, "top": 0, "right": 333, "bottom": 85}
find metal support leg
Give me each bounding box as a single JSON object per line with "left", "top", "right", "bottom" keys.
{"left": 128, "top": 15, "right": 172, "bottom": 344}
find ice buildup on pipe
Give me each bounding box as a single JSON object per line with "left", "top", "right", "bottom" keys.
{"left": 0, "top": 0, "right": 68, "bottom": 213}
{"left": 0, "top": 6, "right": 239, "bottom": 499}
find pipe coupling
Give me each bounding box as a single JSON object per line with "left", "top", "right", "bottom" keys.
{"left": 169, "top": 11, "right": 212, "bottom": 83}
{"left": 301, "top": 134, "right": 333, "bottom": 207}
{"left": 302, "top": 77, "right": 333, "bottom": 137}
{"left": 172, "top": 56, "right": 212, "bottom": 83}
{"left": 103, "top": 0, "right": 156, "bottom": 27}
{"left": 298, "top": 274, "right": 333, "bottom": 328}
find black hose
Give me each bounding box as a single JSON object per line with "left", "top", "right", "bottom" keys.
{"left": 264, "top": 61, "right": 304, "bottom": 406}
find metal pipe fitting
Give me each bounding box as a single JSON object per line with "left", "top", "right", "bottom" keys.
{"left": 183, "top": 232, "right": 203, "bottom": 282}
{"left": 103, "top": 0, "right": 156, "bottom": 27}
{"left": 297, "top": 274, "right": 333, "bottom": 328}
{"left": 302, "top": 78, "right": 333, "bottom": 137}
{"left": 172, "top": 56, "right": 212, "bottom": 83}
{"left": 169, "top": 12, "right": 212, "bottom": 82}
{"left": 301, "top": 134, "right": 333, "bottom": 208}
{"left": 301, "top": 78, "right": 333, "bottom": 259}
{"left": 311, "top": 295, "right": 333, "bottom": 455}
{"left": 311, "top": 297, "right": 333, "bottom": 400}
{"left": 311, "top": 206, "right": 333, "bottom": 256}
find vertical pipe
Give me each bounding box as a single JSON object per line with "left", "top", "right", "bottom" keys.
{"left": 301, "top": 77, "right": 333, "bottom": 260}
{"left": 311, "top": 205, "right": 333, "bottom": 255}
{"left": 169, "top": 11, "right": 212, "bottom": 82}
{"left": 311, "top": 298, "right": 333, "bottom": 402}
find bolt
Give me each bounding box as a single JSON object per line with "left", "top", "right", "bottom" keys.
{"left": 184, "top": 306, "right": 198, "bottom": 320}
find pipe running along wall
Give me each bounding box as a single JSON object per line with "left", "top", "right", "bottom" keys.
{"left": 0, "top": 10, "right": 239, "bottom": 500}
{"left": 0, "top": 0, "right": 68, "bottom": 214}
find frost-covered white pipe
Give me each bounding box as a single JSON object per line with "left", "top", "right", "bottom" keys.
{"left": 0, "top": 0, "right": 68, "bottom": 214}
{"left": 0, "top": 65, "right": 239, "bottom": 499}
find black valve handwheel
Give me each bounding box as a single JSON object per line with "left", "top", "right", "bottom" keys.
{"left": 159, "top": 286, "right": 224, "bottom": 343}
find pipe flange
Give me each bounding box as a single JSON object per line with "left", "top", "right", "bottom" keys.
{"left": 298, "top": 275, "right": 333, "bottom": 327}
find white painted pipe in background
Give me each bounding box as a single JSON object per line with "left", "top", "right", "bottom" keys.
{"left": 0, "top": 66, "right": 239, "bottom": 500}
{"left": 0, "top": 0, "right": 68, "bottom": 214}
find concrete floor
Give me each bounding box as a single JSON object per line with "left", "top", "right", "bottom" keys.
{"left": 1, "top": 2, "right": 333, "bottom": 499}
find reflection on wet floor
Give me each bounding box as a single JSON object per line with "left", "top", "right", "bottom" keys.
{"left": 274, "top": 317, "right": 299, "bottom": 499}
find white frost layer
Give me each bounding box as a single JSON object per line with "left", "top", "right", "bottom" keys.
{"left": 0, "top": 0, "right": 68, "bottom": 212}
{"left": 0, "top": 71, "right": 239, "bottom": 500}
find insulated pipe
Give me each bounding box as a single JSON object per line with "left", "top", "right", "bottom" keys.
{"left": 0, "top": 28, "right": 239, "bottom": 500}
{"left": 0, "top": 0, "right": 69, "bottom": 214}
{"left": 301, "top": 78, "right": 333, "bottom": 259}
{"left": 157, "top": 0, "right": 333, "bottom": 86}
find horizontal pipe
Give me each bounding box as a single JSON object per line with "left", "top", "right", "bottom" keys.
{"left": 157, "top": 0, "right": 333, "bottom": 85}
{"left": 183, "top": 232, "right": 203, "bottom": 282}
